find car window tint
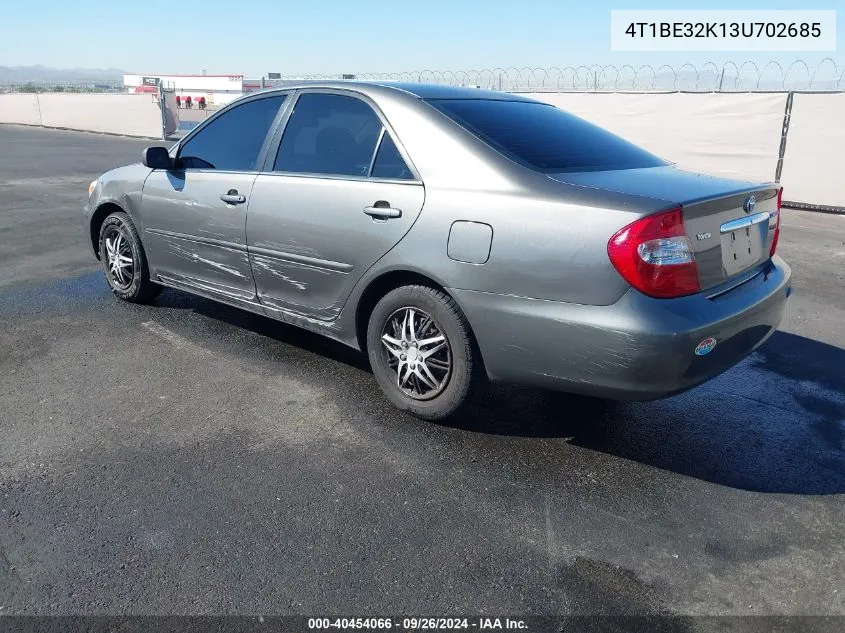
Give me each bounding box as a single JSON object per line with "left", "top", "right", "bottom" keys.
{"left": 178, "top": 95, "right": 285, "bottom": 171}
{"left": 426, "top": 98, "right": 667, "bottom": 173}
{"left": 274, "top": 93, "right": 382, "bottom": 177}
{"left": 370, "top": 133, "right": 414, "bottom": 180}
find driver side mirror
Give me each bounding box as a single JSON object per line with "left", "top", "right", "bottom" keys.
{"left": 142, "top": 146, "right": 173, "bottom": 170}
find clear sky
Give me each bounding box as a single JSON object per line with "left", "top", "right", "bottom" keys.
{"left": 0, "top": 0, "right": 841, "bottom": 76}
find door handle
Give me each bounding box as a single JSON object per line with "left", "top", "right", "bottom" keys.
{"left": 363, "top": 205, "right": 402, "bottom": 219}
{"left": 220, "top": 189, "right": 246, "bottom": 205}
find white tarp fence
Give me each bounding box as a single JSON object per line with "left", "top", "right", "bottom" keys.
{"left": 0, "top": 93, "right": 165, "bottom": 137}
{"left": 0, "top": 90, "right": 843, "bottom": 208}
{"left": 521, "top": 91, "right": 844, "bottom": 210}
{"left": 522, "top": 92, "right": 787, "bottom": 185}
{"left": 779, "top": 93, "right": 845, "bottom": 208}
{"left": 0, "top": 94, "right": 42, "bottom": 125}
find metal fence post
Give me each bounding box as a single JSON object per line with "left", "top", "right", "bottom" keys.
{"left": 159, "top": 87, "right": 167, "bottom": 141}
{"left": 775, "top": 91, "right": 794, "bottom": 183}
{"left": 35, "top": 92, "right": 43, "bottom": 126}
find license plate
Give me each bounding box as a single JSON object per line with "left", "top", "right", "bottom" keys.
{"left": 721, "top": 224, "right": 763, "bottom": 276}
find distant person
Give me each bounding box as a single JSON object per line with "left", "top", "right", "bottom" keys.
{"left": 185, "top": 96, "right": 192, "bottom": 109}
{"left": 199, "top": 96, "right": 207, "bottom": 110}
{"left": 175, "top": 95, "right": 181, "bottom": 109}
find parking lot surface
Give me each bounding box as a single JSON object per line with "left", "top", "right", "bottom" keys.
{"left": 0, "top": 125, "right": 843, "bottom": 617}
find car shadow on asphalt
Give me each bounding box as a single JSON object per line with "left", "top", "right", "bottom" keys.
{"left": 450, "top": 331, "right": 845, "bottom": 495}
{"left": 163, "top": 289, "right": 845, "bottom": 496}
{"left": 155, "top": 287, "right": 372, "bottom": 371}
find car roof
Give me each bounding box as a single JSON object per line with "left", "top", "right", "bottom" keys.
{"left": 368, "top": 82, "right": 536, "bottom": 101}
{"left": 259, "top": 81, "right": 537, "bottom": 102}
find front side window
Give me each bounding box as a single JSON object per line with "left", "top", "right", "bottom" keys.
{"left": 274, "top": 93, "right": 383, "bottom": 177}
{"left": 178, "top": 95, "right": 286, "bottom": 171}
{"left": 426, "top": 98, "right": 667, "bottom": 173}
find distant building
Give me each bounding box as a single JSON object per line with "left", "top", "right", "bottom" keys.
{"left": 242, "top": 75, "right": 362, "bottom": 93}
{"left": 123, "top": 74, "right": 244, "bottom": 106}
{"left": 242, "top": 77, "right": 315, "bottom": 93}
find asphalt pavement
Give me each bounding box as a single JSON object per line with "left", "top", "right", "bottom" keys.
{"left": 0, "top": 124, "right": 843, "bottom": 620}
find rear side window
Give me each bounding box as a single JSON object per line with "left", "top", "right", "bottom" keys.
{"left": 178, "top": 95, "right": 285, "bottom": 171}
{"left": 371, "top": 133, "right": 414, "bottom": 180}
{"left": 274, "top": 93, "right": 382, "bottom": 177}
{"left": 426, "top": 99, "right": 667, "bottom": 173}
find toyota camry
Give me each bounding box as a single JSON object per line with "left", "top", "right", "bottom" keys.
{"left": 83, "top": 82, "right": 792, "bottom": 419}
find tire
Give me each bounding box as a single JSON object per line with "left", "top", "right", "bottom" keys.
{"left": 98, "top": 211, "right": 161, "bottom": 303}
{"left": 366, "top": 285, "right": 480, "bottom": 420}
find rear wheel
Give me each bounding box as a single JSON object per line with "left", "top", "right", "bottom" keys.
{"left": 366, "top": 285, "right": 479, "bottom": 420}
{"left": 98, "top": 211, "right": 161, "bottom": 303}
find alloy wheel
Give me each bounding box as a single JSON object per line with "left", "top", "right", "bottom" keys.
{"left": 380, "top": 307, "right": 452, "bottom": 400}
{"left": 103, "top": 226, "right": 135, "bottom": 290}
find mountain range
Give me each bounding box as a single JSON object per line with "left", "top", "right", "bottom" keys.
{"left": 0, "top": 65, "right": 125, "bottom": 84}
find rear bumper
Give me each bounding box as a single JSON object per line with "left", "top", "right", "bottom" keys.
{"left": 450, "top": 256, "right": 792, "bottom": 400}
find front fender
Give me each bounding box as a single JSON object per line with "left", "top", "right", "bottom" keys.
{"left": 85, "top": 163, "right": 153, "bottom": 257}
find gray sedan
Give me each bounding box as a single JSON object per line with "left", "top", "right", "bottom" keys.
{"left": 84, "top": 83, "right": 791, "bottom": 420}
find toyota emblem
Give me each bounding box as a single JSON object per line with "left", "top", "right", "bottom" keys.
{"left": 743, "top": 195, "right": 757, "bottom": 214}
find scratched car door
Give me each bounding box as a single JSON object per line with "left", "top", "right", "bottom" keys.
{"left": 138, "top": 94, "right": 287, "bottom": 301}
{"left": 246, "top": 91, "right": 424, "bottom": 320}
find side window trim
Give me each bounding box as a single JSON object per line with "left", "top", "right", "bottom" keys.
{"left": 261, "top": 88, "right": 423, "bottom": 183}
{"left": 255, "top": 93, "right": 296, "bottom": 172}
{"left": 174, "top": 92, "right": 292, "bottom": 173}
{"left": 258, "top": 89, "right": 300, "bottom": 173}
{"left": 367, "top": 127, "right": 387, "bottom": 178}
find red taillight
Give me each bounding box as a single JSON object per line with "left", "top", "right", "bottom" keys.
{"left": 770, "top": 187, "right": 782, "bottom": 257}
{"left": 607, "top": 207, "right": 701, "bottom": 299}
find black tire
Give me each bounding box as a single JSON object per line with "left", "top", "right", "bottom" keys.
{"left": 366, "top": 285, "right": 480, "bottom": 420}
{"left": 98, "top": 211, "right": 161, "bottom": 303}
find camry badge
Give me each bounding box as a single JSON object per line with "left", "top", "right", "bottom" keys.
{"left": 696, "top": 232, "right": 712, "bottom": 241}
{"left": 743, "top": 195, "right": 756, "bottom": 214}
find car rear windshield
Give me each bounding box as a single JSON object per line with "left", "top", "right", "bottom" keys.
{"left": 426, "top": 98, "right": 668, "bottom": 173}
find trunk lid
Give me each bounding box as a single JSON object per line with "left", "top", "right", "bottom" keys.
{"left": 548, "top": 167, "right": 779, "bottom": 291}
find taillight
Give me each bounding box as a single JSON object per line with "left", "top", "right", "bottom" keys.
{"left": 770, "top": 187, "right": 782, "bottom": 257}
{"left": 607, "top": 207, "right": 701, "bottom": 299}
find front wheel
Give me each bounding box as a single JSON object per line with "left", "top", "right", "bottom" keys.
{"left": 366, "top": 285, "right": 479, "bottom": 420}
{"left": 98, "top": 211, "right": 161, "bottom": 303}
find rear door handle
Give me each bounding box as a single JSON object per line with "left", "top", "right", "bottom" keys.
{"left": 220, "top": 189, "right": 246, "bottom": 205}
{"left": 363, "top": 206, "right": 402, "bottom": 219}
